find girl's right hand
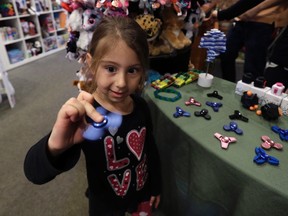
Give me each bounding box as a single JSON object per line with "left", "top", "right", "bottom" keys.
{"left": 47, "top": 91, "right": 104, "bottom": 156}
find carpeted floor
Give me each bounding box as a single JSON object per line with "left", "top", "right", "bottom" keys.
{"left": 0, "top": 50, "right": 90, "bottom": 216}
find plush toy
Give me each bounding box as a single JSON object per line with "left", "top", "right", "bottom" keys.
{"left": 148, "top": 37, "right": 173, "bottom": 56}
{"left": 160, "top": 6, "right": 191, "bottom": 50}
{"left": 77, "top": 8, "right": 102, "bottom": 51}
{"left": 73, "top": 66, "right": 92, "bottom": 92}
{"left": 135, "top": 13, "right": 162, "bottom": 41}
{"left": 135, "top": 13, "right": 172, "bottom": 56}
{"left": 184, "top": 7, "right": 205, "bottom": 40}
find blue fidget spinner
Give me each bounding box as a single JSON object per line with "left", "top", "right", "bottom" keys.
{"left": 223, "top": 122, "right": 243, "bottom": 135}
{"left": 206, "top": 101, "right": 222, "bottom": 112}
{"left": 173, "top": 106, "right": 191, "bottom": 118}
{"left": 271, "top": 125, "right": 288, "bottom": 141}
{"left": 253, "top": 147, "right": 279, "bottom": 166}
{"left": 83, "top": 106, "right": 122, "bottom": 141}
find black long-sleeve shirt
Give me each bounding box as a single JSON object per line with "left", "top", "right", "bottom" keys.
{"left": 24, "top": 95, "right": 161, "bottom": 214}
{"left": 218, "top": 0, "right": 265, "bottom": 21}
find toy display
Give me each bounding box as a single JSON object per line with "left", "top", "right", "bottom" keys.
{"left": 260, "top": 135, "right": 283, "bottom": 150}
{"left": 83, "top": 106, "right": 122, "bottom": 141}
{"left": 223, "top": 122, "right": 243, "bottom": 135}
{"left": 214, "top": 133, "right": 237, "bottom": 149}
{"left": 253, "top": 147, "right": 279, "bottom": 166}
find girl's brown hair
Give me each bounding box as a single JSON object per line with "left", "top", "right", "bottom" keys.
{"left": 86, "top": 16, "right": 149, "bottom": 93}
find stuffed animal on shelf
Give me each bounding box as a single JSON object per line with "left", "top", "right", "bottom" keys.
{"left": 135, "top": 13, "right": 162, "bottom": 41}
{"left": 77, "top": 8, "right": 102, "bottom": 51}
{"left": 184, "top": 6, "right": 205, "bottom": 40}
{"left": 160, "top": 6, "right": 191, "bottom": 50}
{"left": 148, "top": 37, "right": 173, "bottom": 56}
{"left": 135, "top": 13, "right": 172, "bottom": 56}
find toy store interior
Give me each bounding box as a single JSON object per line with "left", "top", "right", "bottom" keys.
{"left": 0, "top": 0, "right": 288, "bottom": 216}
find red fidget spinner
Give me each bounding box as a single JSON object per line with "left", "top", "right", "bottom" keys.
{"left": 185, "top": 97, "right": 201, "bottom": 106}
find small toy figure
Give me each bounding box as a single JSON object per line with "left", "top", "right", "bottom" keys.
{"left": 28, "top": 21, "right": 36, "bottom": 35}
{"left": 241, "top": 90, "right": 259, "bottom": 110}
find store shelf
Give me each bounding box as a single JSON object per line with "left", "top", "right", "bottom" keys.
{"left": 0, "top": 0, "right": 68, "bottom": 71}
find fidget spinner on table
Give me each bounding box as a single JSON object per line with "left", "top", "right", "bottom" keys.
{"left": 214, "top": 132, "right": 237, "bottom": 149}
{"left": 223, "top": 122, "right": 243, "bottom": 135}
{"left": 253, "top": 147, "right": 279, "bottom": 166}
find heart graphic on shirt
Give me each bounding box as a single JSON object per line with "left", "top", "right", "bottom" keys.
{"left": 108, "top": 126, "right": 118, "bottom": 136}
{"left": 126, "top": 128, "right": 146, "bottom": 160}
{"left": 116, "top": 136, "right": 123, "bottom": 144}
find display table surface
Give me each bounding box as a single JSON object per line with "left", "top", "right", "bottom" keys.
{"left": 144, "top": 77, "right": 288, "bottom": 216}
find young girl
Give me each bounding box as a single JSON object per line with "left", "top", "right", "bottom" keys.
{"left": 24, "top": 16, "right": 161, "bottom": 216}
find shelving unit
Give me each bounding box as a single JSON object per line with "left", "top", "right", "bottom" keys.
{"left": 0, "top": 0, "right": 68, "bottom": 71}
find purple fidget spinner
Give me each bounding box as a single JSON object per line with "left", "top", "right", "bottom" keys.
{"left": 83, "top": 106, "right": 122, "bottom": 141}
{"left": 223, "top": 121, "right": 243, "bottom": 135}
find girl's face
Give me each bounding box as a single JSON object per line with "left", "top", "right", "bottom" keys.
{"left": 92, "top": 40, "right": 143, "bottom": 110}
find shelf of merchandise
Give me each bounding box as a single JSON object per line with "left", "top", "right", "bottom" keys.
{"left": 0, "top": 0, "right": 68, "bottom": 71}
